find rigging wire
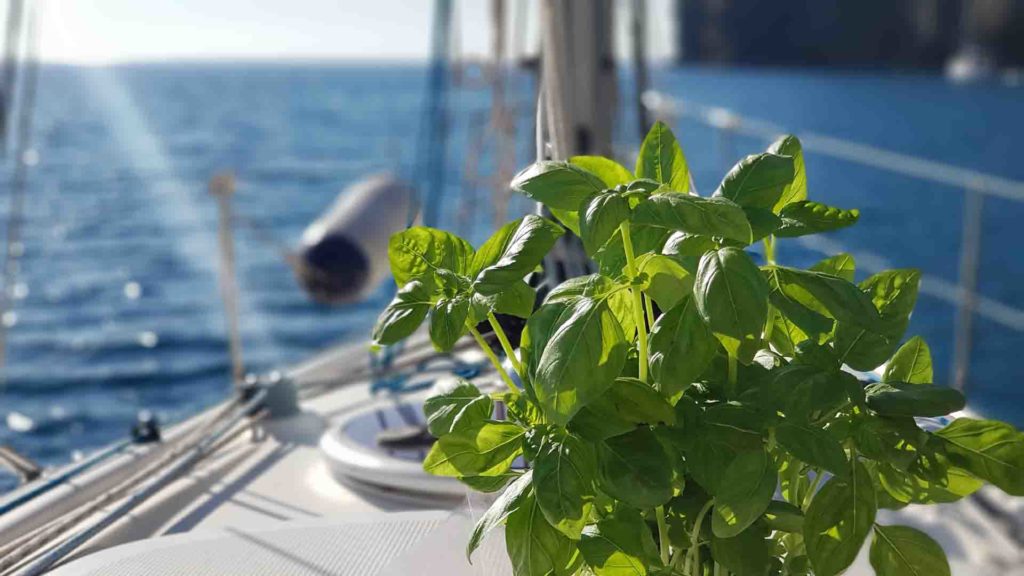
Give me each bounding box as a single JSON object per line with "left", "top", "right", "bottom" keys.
{"left": 0, "top": 0, "right": 24, "bottom": 153}
{"left": 0, "top": 2, "right": 36, "bottom": 376}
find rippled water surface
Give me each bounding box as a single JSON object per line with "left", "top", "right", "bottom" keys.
{"left": 0, "top": 64, "right": 1021, "bottom": 492}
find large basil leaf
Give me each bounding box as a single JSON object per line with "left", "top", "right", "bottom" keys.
{"left": 810, "top": 253, "right": 855, "bottom": 282}
{"left": 423, "top": 420, "right": 524, "bottom": 477}
{"left": 372, "top": 279, "right": 433, "bottom": 346}
{"left": 594, "top": 223, "right": 673, "bottom": 279}
{"left": 528, "top": 429, "right": 596, "bottom": 539}
{"left": 874, "top": 456, "right": 982, "bottom": 505}
{"left": 594, "top": 377, "right": 676, "bottom": 425}
{"left": 869, "top": 524, "right": 950, "bottom": 576}
{"left": 423, "top": 380, "right": 493, "bottom": 437}
{"left": 580, "top": 191, "right": 630, "bottom": 255}
{"left": 635, "top": 253, "right": 692, "bottom": 312}
{"left": 693, "top": 248, "right": 769, "bottom": 346}
{"left": 579, "top": 507, "right": 662, "bottom": 575}
{"left": 775, "top": 201, "right": 859, "bottom": 237}
{"left": 769, "top": 364, "right": 849, "bottom": 422}
{"left": 710, "top": 525, "right": 772, "bottom": 576}
{"left": 596, "top": 426, "right": 674, "bottom": 509}
{"left": 936, "top": 418, "right": 1024, "bottom": 496}
{"left": 570, "top": 155, "right": 633, "bottom": 188}
{"left": 767, "top": 135, "right": 806, "bottom": 212}
{"left": 533, "top": 297, "right": 628, "bottom": 426}
{"left": 775, "top": 420, "right": 849, "bottom": 476}
{"left": 648, "top": 296, "right": 716, "bottom": 397}
{"left": 388, "top": 226, "right": 473, "bottom": 287}
{"left": 632, "top": 194, "right": 752, "bottom": 244}
{"left": 467, "top": 470, "right": 533, "bottom": 560}
{"left": 635, "top": 120, "right": 689, "bottom": 192}
{"left": 743, "top": 206, "right": 782, "bottom": 242}
{"left": 473, "top": 215, "right": 563, "bottom": 295}
{"left": 835, "top": 269, "right": 920, "bottom": 371}
{"left": 684, "top": 404, "right": 765, "bottom": 493}
{"left": 883, "top": 336, "right": 933, "bottom": 384}
{"left": 545, "top": 274, "right": 636, "bottom": 340}
{"left": 713, "top": 152, "right": 794, "bottom": 210}
{"left": 428, "top": 295, "right": 470, "bottom": 351}
{"left": 804, "top": 460, "right": 876, "bottom": 576}
{"left": 763, "top": 500, "right": 804, "bottom": 533}
{"left": 865, "top": 382, "right": 965, "bottom": 417}
{"left": 764, "top": 268, "right": 833, "bottom": 344}
{"left": 711, "top": 448, "right": 777, "bottom": 538}
{"left": 511, "top": 160, "right": 605, "bottom": 211}
{"left": 471, "top": 280, "right": 535, "bottom": 321}
{"left": 505, "top": 489, "right": 581, "bottom": 576}
{"left": 765, "top": 266, "right": 880, "bottom": 330}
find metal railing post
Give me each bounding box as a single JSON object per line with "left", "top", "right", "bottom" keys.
{"left": 951, "top": 183, "right": 984, "bottom": 392}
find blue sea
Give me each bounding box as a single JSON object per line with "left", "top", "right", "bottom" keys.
{"left": 0, "top": 63, "right": 1021, "bottom": 492}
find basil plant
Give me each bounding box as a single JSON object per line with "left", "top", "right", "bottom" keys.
{"left": 372, "top": 122, "right": 1024, "bottom": 576}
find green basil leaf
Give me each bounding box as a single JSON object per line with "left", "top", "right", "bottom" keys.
{"left": 635, "top": 253, "right": 692, "bottom": 312}
{"left": 775, "top": 420, "right": 849, "bottom": 476}
{"left": 875, "top": 457, "right": 982, "bottom": 505}
{"left": 710, "top": 525, "right": 772, "bottom": 576}
{"left": 511, "top": 160, "right": 606, "bottom": 211}
{"left": 580, "top": 191, "right": 630, "bottom": 255}
{"left": 505, "top": 489, "right": 581, "bottom": 576}
{"left": 763, "top": 500, "right": 804, "bottom": 533}
{"left": 810, "top": 253, "right": 855, "bottom": 282}
{"left": 371, "top": 279, "right": 433, "bottom": 346}
{"left": 423, "top": 379, "right": 493, "bottom": 437}
{"left": 662, "top": 231, "right": 717, "bottom": 259}
{"left": 596, "top": 426, "right": 674, "bottom": 509}
{"left": 632, "top": 193, "right": 752, "bottom": 244}
{"left": 685, "top": 404, "right": 765, "bottom": 493}
{"left": 883, "top": 336, "right": 933, "bottom": 384}
{"left": 594, "top": 223, "right": 674, "bottom": 279}
{"left": 467, "top": 470, "right": 533, "bottom": 561}
{"left": 533, "top": 296, "right": 628, "bottom": 426}
{"left": 713, "top": 152, "right": 794, "bottom": 210}
{"left": 869, "top": 524, "right": 950, "bottom": 576}
{"left": 423, "top": 420, "right": 524, "bottom": 477}
{"left": 775, "top": 200, "right": 859, "bottom": 237}
{"left": 743, "top": 206, "right": 782, "bottom": 242}
{"left": 648, "top": 296, "right": 716, "bottom": 397}
{"left": 767, "top": 135, "right": 806, "bottom": 212}
{"left": 694, "top": 248, "right": 769, "bottom": 342}
{"left": 580, "top": 507, "right": 662, "bottom": 575}
{"left": 594, "top": 377, "right": 677, "bottom": 425}
{"left": 429, "top": 295, "right": 470, "bottom": 351}
{"left": 473, "top": 215, "right": 564, "bottom": 295}
{"left": 804, "top": 460, "right": 876, "bottom": 576}
{"left": 528, "top": 429, "right": 596, "bottom": 539}
{"left": 545, "top": 274, "right": 636, "bottom": 341}
{"left": 936, "top": 418, "right": 1024, "bottom": 496}
{"left": 711, "top": 448, "right": 777, "bottom": 537}
{"left": 570, "top": 155, "right": 634, "bottom": 188}
{"left": 471, "top": 280, "right": 536, "bottom": 322}
{"left": 635, "top": 120, "right": 689, "bottom": 192}
{"left": 550, "top": 206, "right": 582, "bottom": 236}
{"left": 764, "top": 268, "right": 834, "bottom": 343}
{"left": 834, "top": 269, "right": 921, "bottom": 371}
{"left": 865, "top": 382, "right": 965, "bottom": 417}
{"left": 388, "top": 226, "right": 474, "bottom": 287}
{"left": 766, "top": 266, "right": 881, "bottom": 330}
{"left": 460, "top": 471, "right": 521, "bottom": 493}
{"left": 769, "top": 364, "right": 849, "bottom": 422}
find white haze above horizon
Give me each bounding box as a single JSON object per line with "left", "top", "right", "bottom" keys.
{"left": 38, "top": 0, "right": 677, "bottom": 65}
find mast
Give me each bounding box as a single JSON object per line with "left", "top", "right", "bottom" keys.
{"left": 418, "top": 0, "right": 454, "bottom": 228}
{"left": 538, "top": 0, "right": 617, "bottom": 281}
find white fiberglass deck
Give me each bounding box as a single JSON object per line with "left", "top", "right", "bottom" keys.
{"left": 21, "top": 337, "right": 1024, "bottom": 575}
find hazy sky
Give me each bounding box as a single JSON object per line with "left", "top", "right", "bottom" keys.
{"left": 39, "top": 0, "right": 676, "bottom": 64}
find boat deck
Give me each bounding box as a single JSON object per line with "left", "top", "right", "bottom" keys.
{"left": 5, "top": 335, "right": 1022, "bottom": 575}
